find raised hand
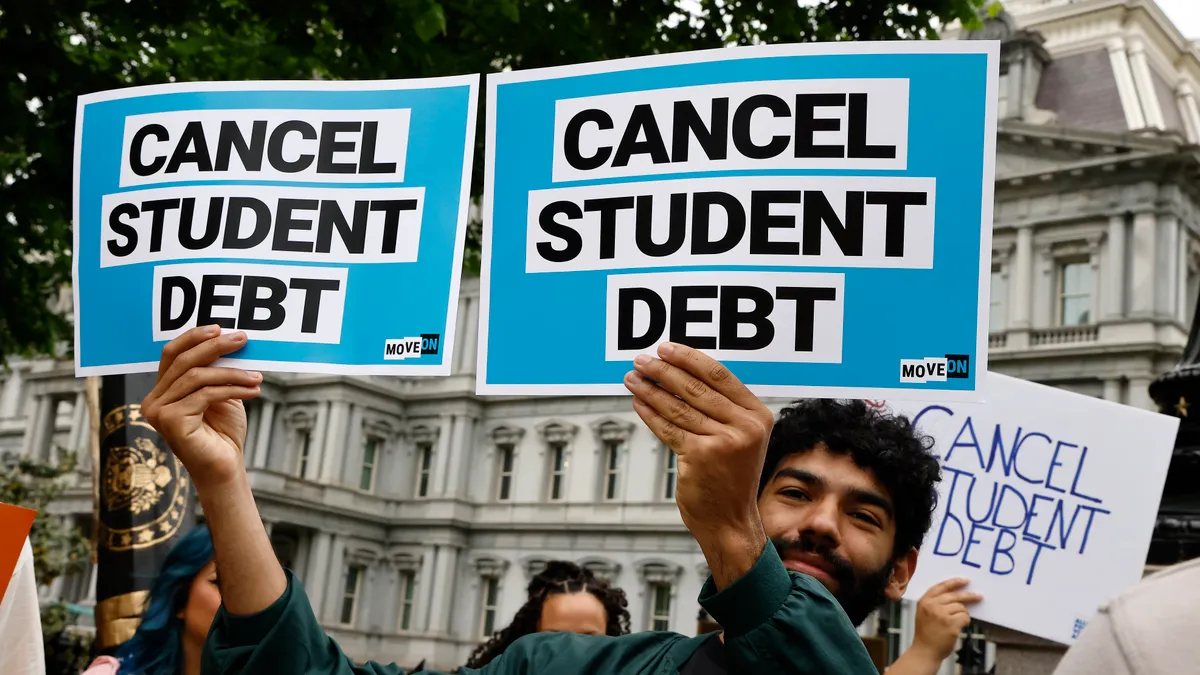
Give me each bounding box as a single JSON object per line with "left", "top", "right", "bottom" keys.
{"left": 141, "top": 325, "right": 262, "bottom": 491}
{"left": 623, "top": 342, "right": 775, "bottom": 588}
{"left": 888, "top": 578, "right": 983, "bottom": 674}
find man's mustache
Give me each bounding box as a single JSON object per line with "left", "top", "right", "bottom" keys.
{"left": 772, "top": 534, "right": 856, "bottom": 587}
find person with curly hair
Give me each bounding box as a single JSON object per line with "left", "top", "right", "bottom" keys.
{"left": 464, "top": 561, "right": 631, "bottom": 669}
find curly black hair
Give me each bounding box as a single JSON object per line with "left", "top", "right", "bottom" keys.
{"left": 463, "top": 560, "right": 632, "bottom": 669}
{"left": 759, "top": 399, "right": 942, "bottom": 559}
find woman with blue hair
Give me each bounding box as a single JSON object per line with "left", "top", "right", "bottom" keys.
{"left": 81, "top": 525, "right": 219, "bottom": 675}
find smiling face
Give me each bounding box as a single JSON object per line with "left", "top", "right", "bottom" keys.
{"left": 758, "top": 444, "right": 918, "bottom": 626}
{"left": 537, "top": 591, "right": 609, "bottom": 636}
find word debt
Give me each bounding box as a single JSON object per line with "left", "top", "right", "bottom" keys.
{"left": 152, "top": 263, "right": 347, "bottom": 344}
{"left": 527, "top": 176, "right": 935, "bottom": 273}
{"left": 100, "top": 185, "right": 425, "bottom": 267}
{"left": 552, "top": 78, "right": 909, "bottom": 181}
{"left": 119, "top": 108, "right": 411, "bottom": 187}
{"left": 605, "top": 271, "right": 845, "bottom": 363}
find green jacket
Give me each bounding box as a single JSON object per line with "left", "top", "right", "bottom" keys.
{"left": 201, "top": 544, "right": 877, "bottom": 675}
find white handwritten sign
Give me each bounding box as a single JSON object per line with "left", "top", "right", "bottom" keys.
{"left": 885, "top": 373, "right": 1177, "bottom": 645}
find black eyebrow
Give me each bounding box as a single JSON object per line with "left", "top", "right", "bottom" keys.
{"left": 772, "top": 467, "right": 894, "bottom": 520}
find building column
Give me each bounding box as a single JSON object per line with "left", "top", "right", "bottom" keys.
{"left": 306, "top": 531, "right": 333, "bottom": 619}
{"left": 1177, "top": 225, "right": 1190, "bottom": 325}
{"left": 323, "top": 537, "right": 346, "bottom": 624}
{"left": 1131, "top": 211, "right": 1158, "bottom": 316}
{"left": 0, "top": 367, "right": 23, "bottom": 418}
{"left": 1177, "top": 82, "right": 1200, "bottom": 142}
{"left": 1128, "top": 377, "right": 1155, "bottom": 411}
{"left": 252, "top": 400, "right": 275, "bottom": 470}
{"left": 358, "top": 560, "right": 380, "bottom": 631}
{"left": 375, "top": 562, "right": 400, "bottom": 633}
{"left": 305, "top": 402, "right": 330, "bottom": 482}
{"left": 441, "top": 415, "right": 472, "bottom": 498}
{"left": 1183, "top": 84, "right": 1200, "bottom": 142}
{"left": 1103, "top": 379, "right": 1123, "bottom": 404}
{"left": 343, "top": 404, "right": 364, "bottom": 487}
{"left": 319, "top": 401, "right": 350, "bottom": 483}
{"left": 1011, "top": 226, "right": 1033, "bottom": 330}
{"left": 1127, "top": 37, "right": 1164, "bottom": 129}
{"left": 432, "top": 414, "right": 454, "bottom": 497}
{"left": 414, "top": 546, "right": 437, "bottom": 632}
{"left": 1105, "top": 215, "right": 1126, "bottom": 319}
{"left": 20, "top": 395, "right": 53, "bottom": 459}
{"left": 1159, "top": 213, "right": 1181, "bottom": 317}
{"left": 1107, "top": 38, "right": 1148, "bottom": 130}
{"left": 68, "top": 391, "right": 88, "bottom": 453}
{"left": 457, "top": 296, "right": 480, "bottom": 374}
{"left": 426, "top": 545, "right": 460, "bottom": 635}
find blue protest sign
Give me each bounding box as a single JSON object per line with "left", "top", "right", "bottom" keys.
{"left": 73, "top": 77, "right": 478, "bottom": 376}
{"left": 479, "top": 43, "right": 998, "bottom": 399}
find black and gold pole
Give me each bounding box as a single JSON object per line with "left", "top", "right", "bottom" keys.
{"left": 89, "top": 373, "right": 195, "bottom": 654}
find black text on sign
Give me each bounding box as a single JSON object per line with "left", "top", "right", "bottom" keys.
{"left": 120, "top": 108, "right": 411, "bottom": 187}
{"left": 152, "top": 263, "right": 348, "bottom": 344}
{"left": 605, "top": 271, "right": 844, "bottom": 363}
{"left": 552, "top": 78, "right": 908, "bottom": 182}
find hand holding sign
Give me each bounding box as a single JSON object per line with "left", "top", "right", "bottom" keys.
{"left": 141, "top": 325, "right": 261, "bottom": 491}
{"left": 624, "top": 342, "right": 773, "bottom": 589}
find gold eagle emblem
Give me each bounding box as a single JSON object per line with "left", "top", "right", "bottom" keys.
{"left": 103, "top": 437, "right": 173, "bottom": 515}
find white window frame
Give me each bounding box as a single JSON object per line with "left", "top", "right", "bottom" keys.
{"left": 662, "top": 450, "right": 678, "bottom": 500}
{"left": 990, "top": 264, "right": 1007, "bottom": 332}
{"left": 339, "top": 564, "right": 365, "bottom": 627}
{"left": 296, "top": 428, "right": 312, "bottom": 478}
{"left": 546, "top": 442, "right": 567, "bottom": 501}
{"left": 397, "top": 570, "right": 416, "bottom": 632}
{"left": 479, "top": 576, "right": 500, "bottom": 638}
{"left": 360, "top": 436, "right": 380, "bottom": 492}
{"left": 1056, "top": 258, "right": 1093, "bottom": 327}
{"left": 648, "top": 582, "right": 672, "bottom": 631}
{"left": 415, "top": 442, "right": 433, "bottom": 498}
{"left": 602, "top": 440, "right": 622, "bottom": 501}
{"left": 495, "top": 443, "right": 515, "bottom": 501}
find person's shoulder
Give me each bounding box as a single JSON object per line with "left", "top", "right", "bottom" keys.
{"left": 1101, "top": 558, "right": 1200, "bottom": 630}
{"left": 498, "top": 630, "right": 684, "bottom": 670}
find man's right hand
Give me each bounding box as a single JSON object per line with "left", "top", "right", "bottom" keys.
{"left": 141, "top": 325, "right": 262, "bottom": 491}
{"left": 888, "top": 578, "right": 983, "bottom": 674}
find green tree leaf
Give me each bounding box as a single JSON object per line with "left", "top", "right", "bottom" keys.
{"left": 413, "top": 3, "right": 448, "bottom": 42}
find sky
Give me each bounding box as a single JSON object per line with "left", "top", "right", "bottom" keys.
{"left": 1158, "top": 0, "right": 1200, "bottom": 38}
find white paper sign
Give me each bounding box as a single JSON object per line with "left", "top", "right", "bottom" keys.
{"left": 883, "top": 373, "right": 1177, "bottom": 645}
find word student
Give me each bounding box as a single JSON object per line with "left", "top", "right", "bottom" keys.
{"left": 537, "top": 188, "right": 927, "bottom": 262}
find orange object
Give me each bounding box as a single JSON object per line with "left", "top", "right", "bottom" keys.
{"left": 0, "top": 502, "right": 37, "bottom": 604}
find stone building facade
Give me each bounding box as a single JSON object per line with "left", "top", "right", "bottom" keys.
{"left": 5, "top": 0, "right": 1200, "bottom": 673}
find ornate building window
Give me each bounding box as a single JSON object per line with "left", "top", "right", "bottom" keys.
{"left": 636, "top": 561, "right": 682, "bottom": 632}
{"left": 283, "top": 410, "right": 316, "bottom": 478}
{"left": 579, "top": 557, "right": 621, "bottom": 585}
{"left": 537, "top": 420, "right": 578, "bottom": 502}
{"left": 473, "top": 557, "right": 509, "bottom": 639}
{"left": 488, "top": 425, "right": 524, "bottom": 502}
{"left": 662, "top": 450, "right": 677, "bottom": 500}
{"left": 360, "top": 436, "right": 380, "bottom": 492}
{"left": 1057, "top": 259, "right": 1093, "bottom": 326}
{"left": 410, "top": 425, "right": 439, "bottom": 498}
{"left": 392, "top": 553, "right": 421, "bottom": 633}
{"left": 591, "top": 418, "right": 634, "bottom": 502}
{"left": 340, "top": 564, "right": 366, "bottom": 627}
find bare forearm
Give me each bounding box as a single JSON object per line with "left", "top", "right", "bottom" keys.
{"left": 197, "top": 474, "right": 287, "bottom": 615}
{"left": 886, "top": 644, "right": 944, "bottom": 675}
{"left": 695, "top": 517, "right": 768, "bottom": 590}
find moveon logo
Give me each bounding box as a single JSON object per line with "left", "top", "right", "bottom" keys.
{"left": 899, "top": 354, "right": 970, "bottom": 383}
{"left": 384, "top": 334, "right": 441, "bottom": 360}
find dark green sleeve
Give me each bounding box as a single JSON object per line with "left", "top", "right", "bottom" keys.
{"left": 201, "top": 570, "right": 465, "bottom": 675}
{"left": 699, "top": 543, "right": 877, "bottom": 674}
